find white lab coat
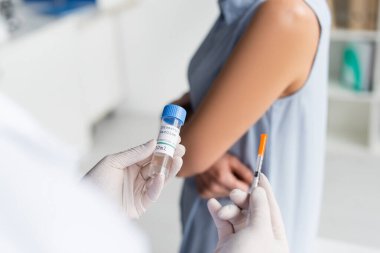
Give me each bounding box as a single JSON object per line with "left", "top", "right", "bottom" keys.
{"left": 0, "top": 19, "right": 8, "bottom": 43}
{"left": 0, "top": 93, "right": 149, "bottom": 253}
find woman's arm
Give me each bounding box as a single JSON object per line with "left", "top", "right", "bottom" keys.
{"left": 178, "top": 0, "right": 320, "bottom": 177}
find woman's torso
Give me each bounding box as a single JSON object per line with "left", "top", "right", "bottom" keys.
{"left": 185, "top": 0, "right": 331, "bottom": 251}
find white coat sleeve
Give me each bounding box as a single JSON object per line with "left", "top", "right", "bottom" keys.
{"left": 0, "top": 93, "right": 149, "bottom": 253}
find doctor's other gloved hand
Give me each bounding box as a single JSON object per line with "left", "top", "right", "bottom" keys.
{"left": 83, "top": 140, "right": 185, "bottom": 219}
{"left": 207, "top": 174, "right": 289, "bottom": 253}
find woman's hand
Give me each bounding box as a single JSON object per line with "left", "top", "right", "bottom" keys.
{"left": 172, "top": 92, "right": 193, "bottom": 121}
{"left": 172, "top": 92, "right": 191, "bottom": 106}
{"left": 195, "top": 153, "right": 253, "bottom": 199}
{"left": 83, "top": 140, "right": 185, "bottom": 219}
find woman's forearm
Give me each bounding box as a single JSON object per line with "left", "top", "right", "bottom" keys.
{"left": 177, "top": 1, "right": 319, "bottom": 177}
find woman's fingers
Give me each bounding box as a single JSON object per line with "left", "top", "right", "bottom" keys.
{"left": 195, "top": 173, "right": 230, "bottom": 199}
{"left": 228, "top": 155, "right": 254, "bottom": 185}
{"left": 172, "top": 92, "right": 191, "bottom": 106}
{"left": 223, "top": 172, "right": 250, "bottom": 192}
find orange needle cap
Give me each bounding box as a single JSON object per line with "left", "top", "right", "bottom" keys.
{"left": 258, "top": 134, "right": 267, "bottom": 156}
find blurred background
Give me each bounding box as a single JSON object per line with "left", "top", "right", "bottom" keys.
{"left": 0, "top": 0, "right": 379, "bottom": 252}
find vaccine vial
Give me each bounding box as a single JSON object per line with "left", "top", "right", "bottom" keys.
{"left": 149, "top": 104, "right": 187, "bottom": 179}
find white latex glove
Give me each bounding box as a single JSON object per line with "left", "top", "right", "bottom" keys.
{"left": 84, "top": 139, "right": 185, "bottom": 219}
{"left": 207, "top": 174, "right": 289, "bottom": 253}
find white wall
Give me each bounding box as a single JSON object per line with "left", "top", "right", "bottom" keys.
{"left": 0, "top": 12, "right": 123, "bottom": 153}
{"left": 119, "top": 0, "right": 218, "bottom": 114}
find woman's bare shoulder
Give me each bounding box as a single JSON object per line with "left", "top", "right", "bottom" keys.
{"left": 254, "top": 0, "right": 319, "bottom": 34}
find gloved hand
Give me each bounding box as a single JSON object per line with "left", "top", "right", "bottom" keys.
{"left": 207, "top": 174, "right": 289, "bottom": 253}
{"left": 84, "top": 139, "right": 185, "bottom": 219}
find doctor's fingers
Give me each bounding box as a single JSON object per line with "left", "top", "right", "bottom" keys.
{"left": 229, "top": 188, "right": 250, "bottom": 209}
{"left": 109, "top": 140, "right": 156, "bottom": 169}
{"left": 136, "top": 140, "right": 183, "bottom": 169}
{"left": 227, "top": 174, "right": 276, "bottom": 210}
{"left": 217, "top": 190, "right": 250, "bottom": 226}
{"left": 207, "top": 198, "right": 234, "bottom": 241}
{"left": 226, "top": 174, "right": 287, "bottom": 238}
{"left": 218, "top": 204, "right": 241, "bottom": 220}
{"left": 247, "top": 187, "right": 272, "bottom": 233}
{"left": 217, "top": 204, "right": 249, "bottom": 233}
{"left": 174, "top": 143, "right": 186, "bottom": 157}
{"left": 168, "top": 142, "right": 186, "bottom": 178}
{"left": 139, "top": 145, "right": 185, "bottom": 181}
{"left": 143, "top": 173, "right": 165, "bottom": 208}
{"left": 259, "top": 174, "right": 287, "bottom": 240}
{"left": 166, "top": 156, "right": 183, "bottom": 181}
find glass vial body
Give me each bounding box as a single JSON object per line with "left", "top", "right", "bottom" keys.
{"left": 149, "top": 104, "right": 186, "bottom": 179}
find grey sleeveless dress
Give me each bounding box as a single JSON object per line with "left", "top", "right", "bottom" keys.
{"left": 180, "top": 1, "right": 331, "bottom": 253}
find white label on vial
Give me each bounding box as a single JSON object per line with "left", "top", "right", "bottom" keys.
{"left": 155, "top": 124, "right": 180, "bottom": 157}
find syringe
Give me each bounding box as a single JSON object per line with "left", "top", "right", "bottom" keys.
{"left": 249, "top": 134, "right": 268, "bottom": 193}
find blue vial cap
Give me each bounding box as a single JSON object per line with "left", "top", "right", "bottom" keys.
{"left": 162, "top": 104, "right": 187, "bottom": 125}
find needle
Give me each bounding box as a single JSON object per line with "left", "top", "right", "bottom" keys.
{"left": 250, "top": 134, "right": 267, "bottom": 193}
